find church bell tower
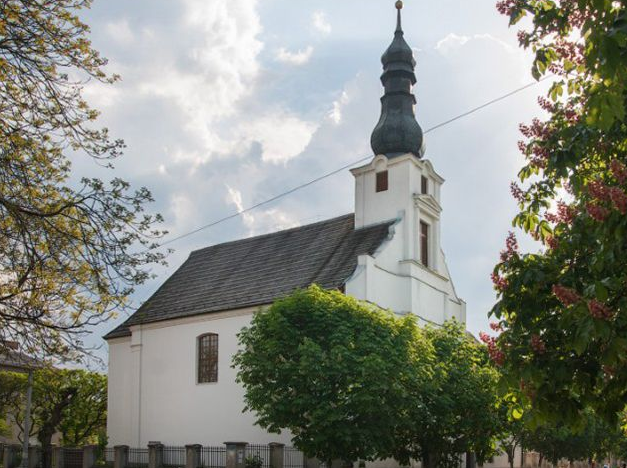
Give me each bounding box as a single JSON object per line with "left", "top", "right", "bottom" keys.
{"left": 349, "top": 1, "right": 465, "bottom": 325}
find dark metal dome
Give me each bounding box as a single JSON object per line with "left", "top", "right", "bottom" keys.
{"left": 371, "top": 3, "right": 425, "bottom": 158}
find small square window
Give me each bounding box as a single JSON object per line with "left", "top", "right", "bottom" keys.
{"left": 421, "top": 176, "right": 429, "bottom": 195}
{"left": 376, "top": 171, "right": 388, "bottom": 193}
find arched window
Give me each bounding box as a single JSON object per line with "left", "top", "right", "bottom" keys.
{"left": 197, "top": 333, "right": 218, "bottom": 383}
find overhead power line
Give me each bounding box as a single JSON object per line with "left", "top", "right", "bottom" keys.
{"left": 160, "top": 77, "right": 550, "bottom": 248}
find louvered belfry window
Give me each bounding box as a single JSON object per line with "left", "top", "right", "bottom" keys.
{"left": 198, "top": 333, "right": 219, "bottom": 383}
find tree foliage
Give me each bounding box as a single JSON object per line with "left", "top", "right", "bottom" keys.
{"left": 233, "top": 286, "right": 432, "bottom": 464}
{"left": 0, "top": 370, "right": 24, "bottom": 437}
{"left": 522, "top": 409, "right": 618, "bottom": 465}
{"left": 493, "top": 396, "right": 528, "bottom": 468}
{"left": 489, "top": 0, "right": 627, "bottom": 423}
{"left": 398, "top": 322, "right": 502, "bottom": 468}
{"left": 0, "top": 0, "right": 167, "bottom": 360}
{"left": 2, "top": 368, "right": 107, "bottom": 467}
{"left": 234, "top": 287, "right": 502, "bottom": 467}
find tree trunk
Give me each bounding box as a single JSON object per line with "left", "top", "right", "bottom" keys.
{"left": 423, "top": 452, "right": 440, "bottom": 468}
{"left": 38, "top": 427, "right": 55, "bottom": 468}
{"left": 508, "top": 448, "right": 515, "bottom": 468}
{"left": 38, "top": 389, "right": 77, "bottom": 468}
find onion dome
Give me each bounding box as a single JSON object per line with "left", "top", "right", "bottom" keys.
{"left": 371, "top": 1, "right": 425, "bottom": 158}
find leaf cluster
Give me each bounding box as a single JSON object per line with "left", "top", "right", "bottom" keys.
{"left": 0, "top": 1, "right": 168, "bottom": 361}
{"left": 234, "top": 286, "right": 501, "bottom": 467}
{"left": 1, "top": 367, "right": 107, "bottom": 448}
{"left": 491, "top": 0, "right": 627, "bottom": 424}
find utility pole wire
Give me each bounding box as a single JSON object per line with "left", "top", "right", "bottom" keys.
{"left": 160, "top": 77, "right": 551, "bottom": 248}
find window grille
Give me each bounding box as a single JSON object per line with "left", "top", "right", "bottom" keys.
{"left": 198, "top": 333, "right": 219, "bottom": 383}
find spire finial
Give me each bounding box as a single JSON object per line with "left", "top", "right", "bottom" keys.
{"left": 395, "top": 1, "right": 403, "bottom": 32}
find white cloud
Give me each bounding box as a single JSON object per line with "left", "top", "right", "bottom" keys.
{"left": 169, "top": 194, "right": 195, "bottom": 232}
{"left": 328, "top": 91, "right": 350, "bottom": 125}
{"left": 243, "top": 112, "right": 318, "bottom": 164}
{"left": 225, "top": 185, "right": 255, "bottom": 228}
{"left": 275, "top": 46, "right": 314, "bottom": 65}
{"left": 106, "top": 19, "right": 134, "bottom": 44}
{"left": 225, "top": 185, "right": 300, "bottom": 236}
{"left": 138, "top": 0, "right": 264, "bottom": 164}
{"left": 435, "top": 32, "right": 514, "bottom": 55}
{"left": 82, "top": 81, "right": 121, "bottom": 108}
{"left": 435, "top": 33, "right": 470, "bottom": 54}
{"left": 312, "top": 11, "right": 332, "bottom": 35}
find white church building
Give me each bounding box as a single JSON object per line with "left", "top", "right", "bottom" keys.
{"left": 105, "top": 3, "right": 466, "bottom": 448}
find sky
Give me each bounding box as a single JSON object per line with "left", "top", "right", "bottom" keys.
{"left": 75, "top": 0, "right": 552, "bottom": 363}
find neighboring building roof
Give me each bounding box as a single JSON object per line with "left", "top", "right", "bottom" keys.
{"left": 105, "top": 214, "right": 395, "bottom": 339}
{"left": 0, "top": 346, "right": 39, "bottom": 372}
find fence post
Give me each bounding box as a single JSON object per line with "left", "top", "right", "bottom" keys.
{"left": 148, "top": 443, "right": 164, "bottom": 468}
{"left": 185, "top": 445, "right": 201, "bottom": 468}
{"left": 224, "top": 443, "right": 247, "bottom": 468}
{"left": 54, "top": 447, "right": 65, "bottom": 468}
{"left": 114, "top": 446, "right": 129, "bottom": 468}
{"left": 3, "top": 445, "right": 21, "bottom": 468}
{"left": 82, "top": 446, "right": 97, "bottom": 468}
{"left": 268, "top": 444, "right": 284, "bottom": 468}
{"left": 27, "top": 446, "right": 40, "bottom": 468}
{"left": 304, "top": 458, "right": 320, "bottom": 468}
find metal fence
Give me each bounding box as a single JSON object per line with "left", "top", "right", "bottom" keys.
{"left": 200, "top": 447, "right": 226, "bottom": 468}
{"left": 283, "top": 448, "right": 305, "bottom": 468}
{"left": 128, "top": 449, "right": 149, "bottom": 468}
{"left": 163, "top": 447, "right": 185, "bottom": 468}
{"left": 65, "top": 448, "right": 83, "bottom": 468}
{"left": 244, "top": 445, "right": 271, "bottom": 468}
{"left": 103, "top": 448, "right": 115, "bottom": 468}
{"left": 35, "top": 447, "right": 57, "bottom": 468}
{"left": 1, "top": 444, "right": 306, "bottom": 468}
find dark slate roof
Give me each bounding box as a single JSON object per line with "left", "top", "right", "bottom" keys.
{"left": 105, "top": 214, "right": 395, "bottom": 339}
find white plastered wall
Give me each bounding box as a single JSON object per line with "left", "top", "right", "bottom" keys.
{"left": 348, "top": 153, "right": 466, "bottom": 325}
{"left": 107, "top": 309, "right": 294, "bottom": 447}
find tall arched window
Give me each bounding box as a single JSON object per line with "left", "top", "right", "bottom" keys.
{"left": 197, "top": 333, "right": 218, "bottom": 383}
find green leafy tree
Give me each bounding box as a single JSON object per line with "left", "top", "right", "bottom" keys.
{"left": 0, "top": 0, "right": 167, "bottom": 361}
{"left": 488, "top": 0, "right": 627, "bottom": 423}
{"left": 493, "top": 397, "right": 528, "bottom": 468}
{"left": 0, "top": 370, "right": 25, "bottom": 438}
{"left": 233, "top": 285, "right": 434, "bottom": 465}
{"left": 4, "top": 368, "right": 107, "bottom": 468}
{"left": 399, "top": 322, "right": 502, "bottom": 468}
{"left": 522, "top": 409, "right": 616, "bottom": 465}
{"left": 58, "top": 371, "right": 107, "bottom": 446}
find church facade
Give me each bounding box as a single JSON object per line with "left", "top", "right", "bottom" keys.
{"left": 105, "top": 3, "right": 466, "bottom": 448}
